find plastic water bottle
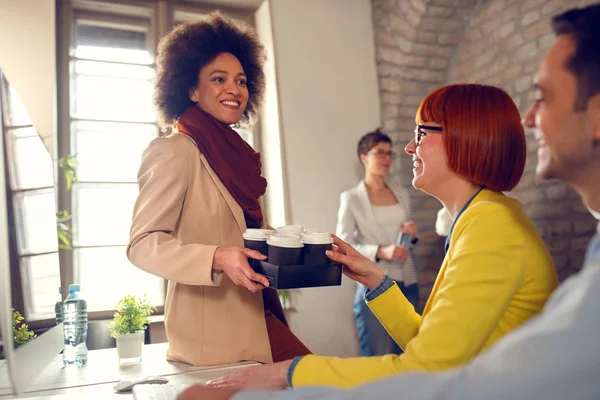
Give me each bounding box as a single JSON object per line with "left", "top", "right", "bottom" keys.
{"left": 55, "top": 287, "right": 63, "bottom": 325}
{"left": 63, "top": 284, "right": 88, "bottom": 367}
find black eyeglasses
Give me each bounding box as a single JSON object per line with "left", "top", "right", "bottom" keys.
{"left": 365, "top": 149, "right": 397, "bottom": 158}
{"left": 414, "top": 125, "right": 443, "bottom": 146}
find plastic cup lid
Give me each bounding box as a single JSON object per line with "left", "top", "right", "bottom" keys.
{"left": 267, "top": 233, "right": 304, "bottom": 248}
{"left": 275, "top": 225, "right": 304, "bottom": 235}
{"left": 243, "top": 229, "right": 273, "bottom": 240}
{"left": 302, "top": 231, "right": 333, "bottom": 244}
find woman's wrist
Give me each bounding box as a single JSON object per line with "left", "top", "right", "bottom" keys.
{"left": 364, "top": 269, "right": 385, "bottom": 291}
{"left": 280, "top": 359, "right": 294, "bottom": 387}
{"left": 212, "top": 247, "right": 224, "bottom": 271}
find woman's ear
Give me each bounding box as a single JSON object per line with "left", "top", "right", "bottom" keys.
{"left": 359, "top": 153, "right": 367, "bottom": 166}
{"left": 189, "top": 86, "right": 198, "bottom": 103}
{"left": 589, "top": 93, "right": 600, "bottom": 141}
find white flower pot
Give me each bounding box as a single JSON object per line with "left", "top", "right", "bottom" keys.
{"left": 116, "top": 331, "right": 144, "bottom": 364}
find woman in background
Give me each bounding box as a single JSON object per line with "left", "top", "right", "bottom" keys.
{"left": 127, "top": 12, "right": 309, "bottom": 367}
{"left": 336, "top": 129, "right": 419, "bottom": 356}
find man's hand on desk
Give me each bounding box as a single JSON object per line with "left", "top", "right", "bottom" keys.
{"left": 177, "top": 386, "right": 239, "bottom": 400}
{"left": 206, "top": 360, "right": 291, "bottom": 390}
{"left": 178, "top": 360, "right": 291, "bottom": 399}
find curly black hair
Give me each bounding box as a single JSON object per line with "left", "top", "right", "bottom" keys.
{"left": 154, "top": 11, "right": 266, "bottom": 129}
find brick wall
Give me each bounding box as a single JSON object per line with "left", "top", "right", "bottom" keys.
{"left": 372, "top": 0, "right": 598, "bottom": 306}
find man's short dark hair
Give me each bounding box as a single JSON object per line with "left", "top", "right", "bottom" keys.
{"left": 551, "top": 4, "right": 600, "bottom": 111}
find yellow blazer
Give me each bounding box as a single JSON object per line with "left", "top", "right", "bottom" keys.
{"left": 128, "top": 133, "right": 273, "bottom": 366}
{"left": 292, "top": 189, "right": 558, "bottom": 388}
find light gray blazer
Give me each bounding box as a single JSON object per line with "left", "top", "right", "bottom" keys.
{"left": 335, "top": 178, "right": 417, "bottom": 284}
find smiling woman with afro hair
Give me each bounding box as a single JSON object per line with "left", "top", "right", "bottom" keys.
{"left": 153, "top": 12, "right": 265, "bottom": 129}
{"left": 128, "top": 11, "right": 311, "bottom": 367}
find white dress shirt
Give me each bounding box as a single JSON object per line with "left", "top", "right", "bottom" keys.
{"left": 371, "top": 204, "right": 405, "bottom": 281}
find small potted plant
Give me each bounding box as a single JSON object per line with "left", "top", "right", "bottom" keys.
{"left": 108, "top": 295, "right": 156, "bottom": 364}
{"left": 1, "top": 309, "right": 37, "bottom": 359}
{"left": 13, "top": 308, "right": 37, "bottom": 348}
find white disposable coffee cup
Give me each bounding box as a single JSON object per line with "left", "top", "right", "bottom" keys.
{"left": 243, "top": 229, "right": 273, "bottom": 241}
{"left": 301, "top": 232, "right": 333, "bottom": 244}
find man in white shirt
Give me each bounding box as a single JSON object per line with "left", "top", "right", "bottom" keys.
{"left": 178, "top": 4, "right": 600, "bottom": 400}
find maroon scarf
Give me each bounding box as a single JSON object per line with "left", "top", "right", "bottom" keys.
{"left": 177, "top": 106, "right": 267, "bottom": 228}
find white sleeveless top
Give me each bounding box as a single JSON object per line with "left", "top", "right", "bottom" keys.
{"left": 371, "top": 204, "right": 417, "bottom": 284}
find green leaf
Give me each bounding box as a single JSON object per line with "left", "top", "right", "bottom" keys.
{"left": 58, "top": 154, "right": 79, "bottom": 192}
{"left": 108, "top": 294, "right": 157, "bottom": 338}
{"left": 58, "top": 231, "right": 70, "bottom": 245}
{"left": 56, "top": 210, "right": 73, "bottom": 250}
{"left": 278, "top": 289, "right": 291, "bottom": 310}
{"left": 65, "top": 173, "right": 72, "bottom": 192}
{"left": 11, "top": 309, "right": 36, "bottom": 347}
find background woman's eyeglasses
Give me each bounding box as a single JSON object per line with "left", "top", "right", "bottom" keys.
{"left": 365, "top": 149, "right": 397, "bottom": 158}
{"left": 414, "top": 124, "right": 443, "bottom": 146}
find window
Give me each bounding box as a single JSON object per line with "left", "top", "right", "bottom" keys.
{"left": 1, "top": 74, "right": 60, "bottom": 322}
{"left": 56, "top": 1, "right": 261, "bottom": 319}
{"left": 65, "top": 9, "right": 163, "bottom": 313}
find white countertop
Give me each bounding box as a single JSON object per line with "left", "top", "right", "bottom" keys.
{"left": 0, "top": 343, "right": 258, "bottom": 399}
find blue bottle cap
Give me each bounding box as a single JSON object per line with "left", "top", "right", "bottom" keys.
{"left": 69, "top": 284, "right": 80, "bottom": 293}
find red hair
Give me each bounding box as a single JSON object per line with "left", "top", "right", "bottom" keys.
{"left": 416, "top": 84, "right": 526, "bottom": 192}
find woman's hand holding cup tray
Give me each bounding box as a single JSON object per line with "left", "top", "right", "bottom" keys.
{"left": 326, "top": 235, "right": 385, "bottom": 291}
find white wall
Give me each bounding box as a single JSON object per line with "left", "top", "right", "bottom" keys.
{"left": 261, "top": 0, "right": 381, "bottom": 357}
{"left": 0, "top": 0, "right": 56, "bottom": 155}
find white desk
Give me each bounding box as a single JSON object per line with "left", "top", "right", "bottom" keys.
{"left": 0, "top": 343, "right": 257, "bottom": 399}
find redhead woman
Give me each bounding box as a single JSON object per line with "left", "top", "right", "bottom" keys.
{"left": 127, "top": 12, "right": 310, "bottom": 366}
{"left": 205, "top": 83, "right": 559, "bottom": 390}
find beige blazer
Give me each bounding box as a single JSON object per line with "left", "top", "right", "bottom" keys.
{"left": 127, "top": 133, "right": 272, "bottom": 366}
